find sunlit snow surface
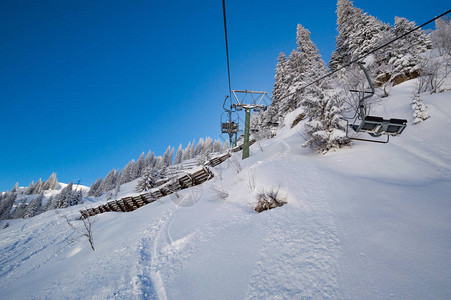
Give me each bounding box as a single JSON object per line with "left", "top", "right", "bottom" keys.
{"left": 1, "top": 79, "right": 450, "bottom": 299}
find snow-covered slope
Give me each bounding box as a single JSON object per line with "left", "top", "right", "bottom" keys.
{"left": 0, "top": 80, "right": 450, "bottom": 299}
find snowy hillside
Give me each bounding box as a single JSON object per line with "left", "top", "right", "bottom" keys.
{"left": 0, "top": 78, "right": 450, "bottom": 299}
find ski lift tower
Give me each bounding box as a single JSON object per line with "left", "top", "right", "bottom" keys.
{"left": 231, "top": 90, "right": 267, "bottom": 159}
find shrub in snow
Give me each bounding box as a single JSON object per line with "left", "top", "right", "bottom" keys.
{"left": 253, "top": 187, "right": 287, "bottom": 213}
{"left": 411, "top": 94, "right": 430, "bottom": 124}
{"left": 65, "top": 215, "right": 96, "bottom": 251}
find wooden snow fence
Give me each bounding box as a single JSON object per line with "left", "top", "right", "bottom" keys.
{"left": 80, "top": 166, "right": 214, "bottom": 219}
{"left": 230, "top": 139, "right": 256, "bottom": 153}
{"left": 79, "top": 144, "right": 254, "bottom": 219}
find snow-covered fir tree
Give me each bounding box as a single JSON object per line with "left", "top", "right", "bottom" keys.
{"left": 102, "top": 169, "right": 118, "bottom": 193}
{"left": 301, "top": 85, "right": 350, "bottom": 153}
{"left": 11, "top": 198, "right": 27, "bottom": 219}
{"left": 136, "top": 167, "right": 165, "bottom": 192}
{"left": 42, "top": 173, "right": 58, "bottom": 190}
{"left": 88, "top": 178, "right": 103, "bottom": 197}
{"left": 329, "top": 0, "right": 390, "bottom": 72}
{"left": 182, "top": 142, "right": 192, "bottom": 161}
{"left": 120, "top": 160, "right": 136, "bottom": 184}
{"left": 174, "top": 144, "right": 183, "bottom": 165}
{"left": 0, "top": 192, "right": 17, "bottom": 220}
{"left": 194, "top": 138, "right": 204, "bottom": 156}
{"left": 144, "top": 150, "right": 156, "bottom": 169}
{"left": 23, "top": 193, "right": 44, "bottom": 219}
{"left": 135, "top": 152, "right": 145, "bottom": 178}
{"left": 213, "top": 139, "right": 223, "bottom": 153}
{"left": 48, "top": 182, "right": 74, "bottom": 209}
{"left": 431, "top": 17, "right": 451, "bottom": 56}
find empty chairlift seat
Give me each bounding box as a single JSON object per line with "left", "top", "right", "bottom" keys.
{"left": 353, "top": 115, "right": 407, "bottom": 137}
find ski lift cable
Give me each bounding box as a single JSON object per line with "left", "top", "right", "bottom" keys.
{"left": 222, "top": 0, "right": 232, "bottom": 98}
{"left": 279, "top": 9, "right": 451, "bottom": 101}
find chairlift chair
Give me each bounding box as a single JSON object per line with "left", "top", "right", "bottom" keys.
{"left": 345, "top": 62, "right": 407, "bottom": 143}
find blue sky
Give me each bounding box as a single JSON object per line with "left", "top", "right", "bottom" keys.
{"left": 0, "top": 0, "right": 449, "bottom": 191}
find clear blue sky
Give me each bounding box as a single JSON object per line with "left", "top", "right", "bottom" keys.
{"left": 0, "top": 0, "right": 449, "bottom": 191}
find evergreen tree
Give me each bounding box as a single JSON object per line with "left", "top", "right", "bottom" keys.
{"left": 224, "top": 140, "right": 230, "bottom": 150}
{"left": 44, "top": 195, "right": 54, "bottom": 211}
{"left": 11, "top": 182, "right": 19, "bottom": 193}
{"left": 24, "top": 193, "right": 44, "bottom": 219}
{"left": 135, "top": 152, "right": 145, "bottom": 178}
{"left": 144, "top": 150, "right": 155, "bottom": 169}
{"left": 49, "top": 182, "right": 73, "bottom": 209}
{"left": 42, "top": 173, "right": 58, "bottom": 190}
{"left": 203, "top": 137, "right": 213, "bottom": 154}
{"left": 213, "top": 139, "right": 223, "bottom": 153}
{"left": 270, "top": 52, "right": 289, "bottom": 123}
{"left": 329, "top": 0, "right": 390, "bottom": 71}
{"left": 88, "top": 178, "right": 103, "bottom": 197}
{"left": 102, "top": 169, "right": 117, "bottom": 193}
{"left": 301, "top": 85, "right": 350, "bottom": 153}
{"left": 136, "top": 167, "right": 164, "bottom": 192}
{"left": 11, "top": 198, "right": 27, "bottom": 219}
{"left": 174, "top": 144, "right": 183, "bottom": 165}
{"left": 33, "top": 178, "right": 43, "bottom": 194}
{"left": 120, "top": 160, "right": 136, "bottom": 184}
{"left": 432, "top": 17, "right": 451, "bottom": 55}
{"left": 162, "top": 146, "right": 172, "bottom": 167}
{"left": 182, "top": 142, "right": 192, "bottom": 161}
{"left": 0, "top": 192, "right": 17, "bottom": 220}
{"left": 194, "top": 138, "right": 204, "bottom": 156}
{"left": 24, "top": 181, "right": 35, "bottom": 195}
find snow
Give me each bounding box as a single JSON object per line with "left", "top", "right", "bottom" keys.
{"left": 1, "top": 80, "right": 451, "bottom": 299}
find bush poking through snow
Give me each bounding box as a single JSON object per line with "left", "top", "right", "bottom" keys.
{"left": 411, "top": 94, "right": 430, "bottom": 124}
{"left": 65, "top": 215, "right": 97, "bottom": 251}
{"left": 253, "top": 187, "right": 287, "bottom": 213}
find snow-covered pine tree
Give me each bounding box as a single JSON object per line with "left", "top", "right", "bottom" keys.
{"left": 135, "top": 152, "right": 145, "bottom": 178}
{"left": 24, "top": 181, "right": 35, "bottom": 195}
{"left": 380, "top": 17, "right": 431, "bottom": 86}
{"left": 120, "top": 159, "right": 136, "bottom": 184}
{"left": 182, "top": 142, "right": 192, "bottom": 161}
{"left": 68, "top": 189, "right": 83, "bottom": 207}
{"left": 301, "top": 85, "right": 350, "bottom": 153}
{"left": 11, "top": 198, "right": 27, "bottom": 219}
{"left": 213, "top": 139, "right": 223, "bottom": 153}
{"left": 155, "top": 156, "right": 165, "bottom": 170}
{"left": 162, "top": 146, "right": 172, "bottom": 167}
{"left": 49, "top": 182, "right": 73, "bottom": 209}
{"left": 144, "top": 150, "right": 156, "bottom": 169}
{"left": 33, "top": 178, "right": 43, "bottom": 194}
{"left": 11, "top": 182, "right": 19, "bottom": 193}
{"left": 23, "top": 193, "right": 44, "bottom": 219}
{"left": 194, "top": 138, "right": 204, "bottom": 156}
{"left": 88, "top": 177, "right": 103, "bottom": 197}
{"left": 174, "top": 144, "right": 183, "bottom": 165}
{"left": 269, "top": 52, "right": 289, "bottom": 124}
{"left": 43, "top": 195, "right": 53, "bottom": 211}
{"left": 102, "top": 169, "right": 117, "bottom": 193}
{"left": 282, "top": 24, "right": 328, "bottom": 117}
{"left": 42, "top": 173, "right": 58, "bottom": 190}
{"left": 136, "top": 167, "right": 162, "bottom": 192}
{"left": 329, "top": 0, "right": 390, "bottom": 72}
{"left": 0, "top": 192, "right": 17, "bottom": 220}
{"left": 203, "top": 137, "right": 213, "bottom": 155}
{"left": 224, "top": 140, "right": 230, "bottom": 151}
{"left": 432, "top": 17, "right": 451, "bottom": 55}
